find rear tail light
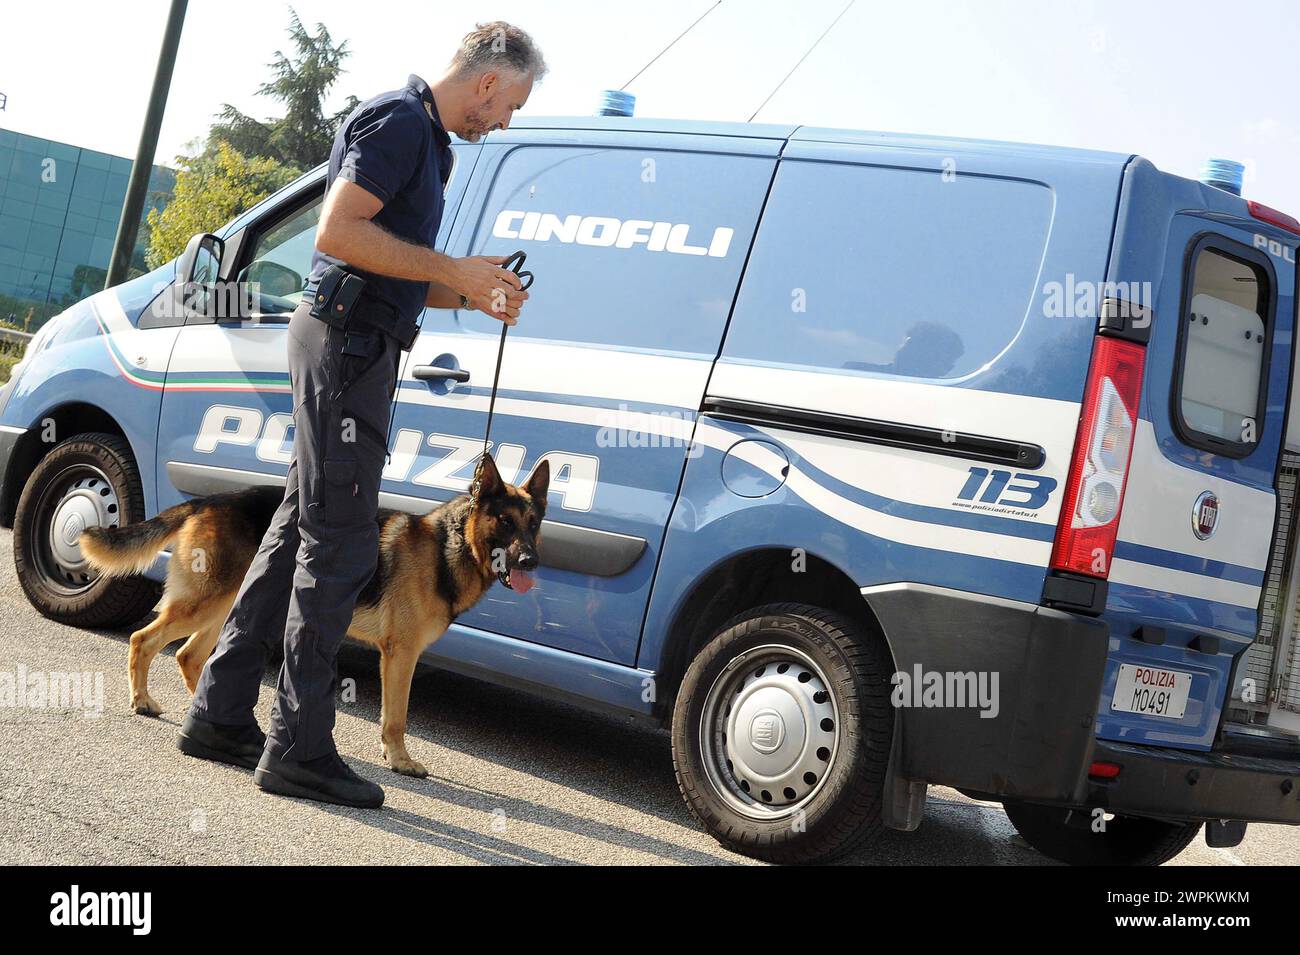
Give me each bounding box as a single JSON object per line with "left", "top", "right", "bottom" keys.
{"left": 1050, "top": 336, "right": 1147, "bottom": 578}
{"left": 1088, "top": 760, "right": 1122, "bottom": 780}
{"left": 1248, "top": 200, "right": 1300, "bottom": 236}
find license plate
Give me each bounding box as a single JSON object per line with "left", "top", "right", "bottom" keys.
{"left": 1111, "top": 664, "right": 1193, "bottom": 719}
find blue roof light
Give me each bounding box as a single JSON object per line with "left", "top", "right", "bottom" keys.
{"left": 597, "top": 90, "right": 636, "bottom": 117}
{"left": 1201, "top": 158, "right": 1245, "bottom": 196}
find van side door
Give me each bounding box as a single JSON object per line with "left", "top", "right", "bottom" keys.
{"left": 391, "top": 130, "right": 779, "bottom": 665}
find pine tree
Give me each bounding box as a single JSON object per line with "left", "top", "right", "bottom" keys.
{"left": 209, "top": 7, "right": 359, "bottom": 171}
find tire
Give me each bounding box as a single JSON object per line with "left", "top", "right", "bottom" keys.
{"left": 671, "top": 602, "right": 893, "bottom": 864}
{"left": 1003, "top": 800, "right": 1202, "bottom": 866}
{"left": 13, "top": 431, "right": 162, "bottom": 628}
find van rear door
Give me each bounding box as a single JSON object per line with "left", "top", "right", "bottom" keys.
{"left": 1099, "top": 180, "right": 1297, "bottom": 750}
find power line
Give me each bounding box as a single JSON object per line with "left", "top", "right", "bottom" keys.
{"left": 620, "top": 0, "right": 723, "bottom": 92}
{"left": 748, "top": 0, "right": 855, "bottom": 122}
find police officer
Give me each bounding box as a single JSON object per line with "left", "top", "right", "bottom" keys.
{"left": 177, "top": 22, "right": 547, "bottom": 808}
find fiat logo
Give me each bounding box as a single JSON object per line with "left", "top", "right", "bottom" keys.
{"left": 749, "top": 709, "right": 785, "bottom": 754}
{"left": 1192, "top": 491, "right": 1219, "bottom": 540}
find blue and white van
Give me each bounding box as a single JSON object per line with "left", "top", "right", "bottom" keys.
{"left": 3, "top": 116, "right": 1298, "bottom": 864}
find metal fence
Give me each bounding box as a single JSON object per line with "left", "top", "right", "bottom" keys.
{"left": 0, "top": 327, "right": 33, "bottom": 345}
{"left": 1245, "top": 451, "right": 1300, "bottom": 714}
{"left": 1244, "top": 456, "right": 1299, "bottom": 707}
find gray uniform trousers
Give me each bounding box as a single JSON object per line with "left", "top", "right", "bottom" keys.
{"left": 190, "top": 300, "right": 402, "bottom": 761}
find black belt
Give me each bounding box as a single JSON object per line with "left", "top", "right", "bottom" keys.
{"left": 306, "top": 272, "right": 420, "bottom": 351}
{"left": 349, "top": 292, "right": 420, "bottom": 351}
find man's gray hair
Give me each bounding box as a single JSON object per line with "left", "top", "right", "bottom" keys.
{"left": 451, "top": 21, "right": 548, "bottom": 81}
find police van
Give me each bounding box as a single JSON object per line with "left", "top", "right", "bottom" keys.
{"left": 2, "top": 116, "right": 1299, "bottom": 865}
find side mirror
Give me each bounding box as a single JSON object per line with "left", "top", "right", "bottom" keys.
{"left": 178, "top": 233, "right": 224, "bottom": 286}
{"left": 175, "top": 233, "right": 225, "bottom": 321}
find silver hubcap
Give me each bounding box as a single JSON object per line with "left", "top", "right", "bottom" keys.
{"left": 41, "top": 467, "right": 121, "bottom": 585}
{"left": 700, "top": 645, "right": 840, "bottom": 819}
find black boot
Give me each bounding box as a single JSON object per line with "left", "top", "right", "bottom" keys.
{"left": 177, "top": 712, "right": 267, "bottom": 770}
{"left": 254, "top": 748, "right": 384, "bottom": 809}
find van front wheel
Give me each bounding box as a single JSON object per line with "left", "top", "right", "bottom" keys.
{"left": 1003, "top": 800, "right": 1202, "bottom": 865}
{"left": 670, "top": 603, "right": 893, "bottom": 864}
{"left": 13, "top": 432, "right": 161, "bottom": 628}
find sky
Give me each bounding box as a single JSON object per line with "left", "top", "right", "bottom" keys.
{"left": 3, "top": 0, "right": 1299, "bottom": 212}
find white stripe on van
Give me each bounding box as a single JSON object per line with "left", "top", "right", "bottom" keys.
{"left": 1117, "top": 420, "right": 1272, "bottom": 573}
{"left": 698, "top": 418, "right": 1262, "bottom": 608}
{"left": 1109, "top": 557, "right": 1261, "bottom": 609}
{"left": 393, "top": 382, "right": 697, "bottom": 442}
{"left": 707, "top": 360, "right": 1082, "bottom": 466}
{"left": 405, "top": 333, "right": 712, "bottom": 410}
{"left": 760, "top": 425, "right": 1066, "bottom": 527}
{"left": 161, "top": 325, "right": 713, "bottom": 413}
{"left": 693, "top": 419, "right": 1052, "bottom": 566}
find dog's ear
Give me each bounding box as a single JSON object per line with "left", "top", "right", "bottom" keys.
{"left": 475, "top": 452, "right": 504, "bottom": 498}
{"left": 523, "top": 458, "right": 550, "bottom": 505}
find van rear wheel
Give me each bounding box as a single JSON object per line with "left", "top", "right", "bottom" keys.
{"left": 670, "top": 603, "right": 893, "bottom": 864}
{"left": 13, "top": 432, "right": 161, "bottom": 628}
{"left": 1003, "top": 800, "right": 1202, "bottom": 865}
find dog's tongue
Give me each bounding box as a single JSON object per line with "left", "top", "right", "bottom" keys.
{"left": 507, "top": 569, "right": 535, "bottom": 594}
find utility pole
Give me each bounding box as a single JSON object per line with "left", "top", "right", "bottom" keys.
{"left": 105, "top": 0, "right": 188, "bottom": 289}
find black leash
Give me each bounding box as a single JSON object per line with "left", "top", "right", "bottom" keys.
{"left": 468, "top": 250, "right": 534, "bottom": 511}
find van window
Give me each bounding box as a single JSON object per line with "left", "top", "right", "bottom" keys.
{"left": 457, "top": 145, "right": 773, "bottom": 353}
{"left": 722, "top": 159, "right": 1053, "bottom": 379}
{"left": 1175, "top": 240, "right": 1271, "bottom": 454}
{"left": 237, "top": 193, "right": 323, "bottom": 315}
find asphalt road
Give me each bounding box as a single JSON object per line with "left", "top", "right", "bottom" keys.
{"left": 1, "top": 527, "right": 1296, "bottom": 866}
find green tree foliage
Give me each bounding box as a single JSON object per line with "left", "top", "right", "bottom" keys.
{"left": 209, "top": 7, "right": 359, "bottom": 170}
{"left": 142, "top": 9, "right": 355, "bottom": 268}
{"left": 145, "top": 142, "right": 299, "bottom": 268}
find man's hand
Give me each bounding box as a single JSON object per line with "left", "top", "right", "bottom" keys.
{"left": 318, "top": 180, "right": 530, "bottom": 324}
{"left": 317, "top": 182, "right": 528, "bottom": 317}
{"left": 452, "top": 255, "right": 529, "bottom": 325}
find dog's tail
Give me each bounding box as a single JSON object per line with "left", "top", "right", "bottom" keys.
{"left": 79, "top": 499, "right": 198, "bottom": 578}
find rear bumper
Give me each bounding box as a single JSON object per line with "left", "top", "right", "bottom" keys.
{"left": 863, "top": 583, "right": 1300, "bottom": 827}
{"left": 863, "top": 583, "right": 1110, "bottom": 806}
{"left": 1085, "top": 738, "right": 1300, "bottom": 825}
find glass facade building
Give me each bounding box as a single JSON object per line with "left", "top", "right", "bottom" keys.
{"left": 0, "top": 127, "right": 174, "bottom": 327}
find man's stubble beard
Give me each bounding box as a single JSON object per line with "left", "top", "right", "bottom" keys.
{"left": 462, "top": 96, "right": 498, "bottom": 141}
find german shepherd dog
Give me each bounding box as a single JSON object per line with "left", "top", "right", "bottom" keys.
{"left": 77, "top": 453, "right": 548, "bottom": 777}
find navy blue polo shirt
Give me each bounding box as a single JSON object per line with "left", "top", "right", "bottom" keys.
{"left": 306, "top": 74, "right": 453, "bottom": 326}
